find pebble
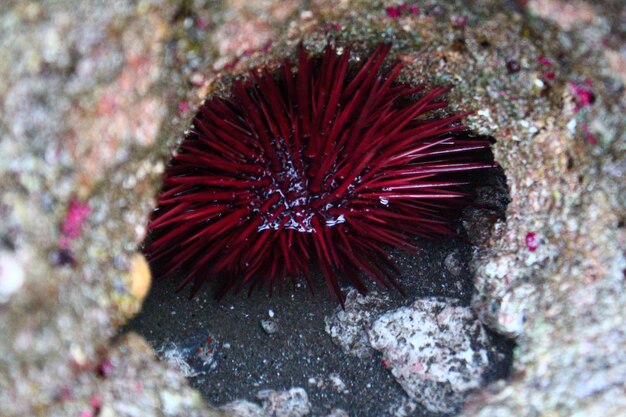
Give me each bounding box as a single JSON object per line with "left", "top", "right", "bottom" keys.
{"left": 0, "top": 251, "right": 25, "bottom": 301}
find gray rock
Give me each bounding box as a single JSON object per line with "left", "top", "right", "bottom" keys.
{"left": 368, "top": 297, "right": 494, "bottom": 413}
{"left": 222, "top": 388, "right": 311, "bottom": 417}
{"left": 324, "top": 288, "right": 391, "bottom": 358}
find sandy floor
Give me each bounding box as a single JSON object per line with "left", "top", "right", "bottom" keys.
{"left": 127, "top": 232, "right": 513, "bottom": 416}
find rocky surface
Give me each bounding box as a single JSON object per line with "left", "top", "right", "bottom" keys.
{"left": 221, "top": 388, "right": 311, "bottom": 417}
{"left": 1, "top": 0, "right": 624, "bottom": 416}
{"left": 324, "top": 289, "right": 392, "bottom": 359}
{"left": 368, "top": 298, "right": 498, "bottom": 414}
{"left": 0, "top": 1, "right": 219, "bottom": 416}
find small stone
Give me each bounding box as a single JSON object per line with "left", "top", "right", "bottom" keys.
{"left": 525, "top": 232, "right": 539, "bottom": 252}
{"left": 325, "top": 409, "right": 349, "bottom": 417}
{"left": 368, "top": 297, "right": 495, "bottom": 413}
{"left": 189, "top": 71, "right": 205, "bottom": 87}
{"left": 444, "top": 250, "right": 463, "bottom": 277}
{"left": 329, "top": 373, "right": 348, "bottom": 393}
{"left": 324, "top": 288, "right": 391, "bottom": 358}
{"left": 220, "top": 399, "right": 264, "bottom": 417}
{"left": 506, "top": 59, "right": 520, "bottom": 74}
{"left": 128, "top": 253, "right": 151, "bottom": 301}
{"left": 0, "top": 251, "right": 25, "bottom": 301}
{"left": 257, "top": 387, "right": 311, "bottom": 417}
{"left": 261, "top": 319, "right": 279, "bottom": 334}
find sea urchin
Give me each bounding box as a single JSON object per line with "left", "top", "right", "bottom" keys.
{"left": 146, "top": 43, "right": 495, "bottom": 303}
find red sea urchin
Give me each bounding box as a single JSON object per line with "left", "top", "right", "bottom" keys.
{"left": 146, "top": 43, "right": 495, "bottom": 303}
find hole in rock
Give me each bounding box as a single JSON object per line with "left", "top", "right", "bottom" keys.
{"left": 124, "top": 156, "right": 513, "bottom": 417}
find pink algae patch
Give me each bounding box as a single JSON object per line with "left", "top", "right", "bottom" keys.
{"left": 386, "top": 3, "right": 420, "bottom": 19}
{"left": 569, "top": 80, "right": 595, "bottom": 112}
{"left": 59, "top": 198, "right": 90, "bottom": 248}
{"left": 538, "top": 55, "right": 554, "bottom": 67}
{"left": 525, "top": 232, "right": 539, "bottom": 252}
{"left": 582, "top": 124, "right": 597, "bottom": 145}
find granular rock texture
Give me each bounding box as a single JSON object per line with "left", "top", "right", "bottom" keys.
{"left": 368, "top": 298, "right": 496, "bottom": 414}
{"left": 1, "top": 0, "right": 625, "bottom": 416}
{"left": 221, "top": 388, "right": 311, "bottom": 417}
{"left": 324, "top": 289, "right": 392, "bottom": 359}
{"left": 0, "top": 1, "right": 219, "bottom": 416}
{"left": 41, "top": 333, "right": 212, "bottom": 417}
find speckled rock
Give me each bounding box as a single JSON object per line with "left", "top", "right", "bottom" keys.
{"left": 221, "top": 388, "right": 311, "bottom": 417}
{"left": 0, "top": 1, "right": 219, "bottom": 416}
{"left": 324, "top": 288, "right": 391, "bottom": 359}
{"left": 368, "top": 297, "right": 496, "bottom": 413}
{"left": 1, "top": 0, "right": 625, "bottom": 416}
{"left": 459, "top": 0, "right": 626, "bottom": 415}
{"left": 36, "top": 333, "right": 222, "bottom": 417}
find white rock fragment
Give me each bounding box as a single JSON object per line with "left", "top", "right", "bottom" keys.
{"left": 388, "top": 397, "right": 418, "bottom": 417}
{"left": 328, "top": 373, "right": 348, "bottom": 393}
{"left": 307, "top": 376, "right": 322, "bottom": 387}
{"left": 0, "top": 251, "right": 25, "bottom": 302}
{"left": 261, "top": 319, "right": 279, "bottom": 334}
{"left": 222, "top": 388, "right": 311, "bottom": 417}
{"left": 324, "top": 288, "right": 391, "bottom": 358}
{"left": 495, "top": 284, "right": 536, "bottom": 337}
{"left": 220, "top": 400, "right": 264, "bottom": 417}
{"left": 257, "top": 388, "right": 311, "bottom": 417}
{"left": 324, "top": 409, "right": 349, "bottom": 417}
{"left": 444, "top": 249, "right": 463, "bottom": 277}
{"left": 368, "top": 297, "right": 494, "bottom": 413}
{"left": 160, "top": 390, "right": 201, "bottom": 416}
{"left": 155, "top": 336, "right": 217, "bottom": 378}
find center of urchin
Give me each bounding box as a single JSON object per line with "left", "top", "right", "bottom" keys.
{"left": 145, "top": 42, "right": 495, "bottom": 303}
{"left": 257, "top": 140, "right": 348, "bottom": 233}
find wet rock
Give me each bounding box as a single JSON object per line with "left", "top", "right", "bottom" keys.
{"left": 324, "top": 288, "right": 391, "bottom": 358}
{"left": 444, "top": 249, "right": 464, "bottom": 277}
{"left": 474, "top": 283, "right": 537, "bottom": 338}
{"left": 222, "top": 388, "right": 311, "bottom": 417}
{"left": 368, "top": 297, "right": 496, "bottom": 413}
{"left": 155, "top": 334, "right": 219, "bottom": 378}
{"left": 44, "top": 333, "right": 219, "bottom": 417}
{"left": 324, "top": 409, "right": 349, "bottom": 417}
{"left": 463, "top": 207, "right": 500, "bottom": 246}
{"left": 388, "top": 398, "right": 418, "bottom": 417}
{"left": 260, "top": 319, "right": 279, "bottom": 335}
{"left": 0, "top": 1, "right": 219, "bottom": 416}
{"left": 1, "top": 0, "right": 625, "bottom": 415}
{"left": 0, "top": 250, "right": 26, "bottom": 302}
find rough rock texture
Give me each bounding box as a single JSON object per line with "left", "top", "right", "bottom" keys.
{"left": 221, "top": 388, "right": 311, "bottom": 417}
{"left": 324, "top": 289, "right": 391, "bottom": 359}
{"left": 42, "top": 333, "right": 212, "bottom": 417}
{"left": 368, "top": 298, "right": 496, "bottom": 413}
{"left": 460, "top": 1, "right": 626, "bottom": 416}
{"left": 0, "top": 1, "right": 220, "bottom": 416}
{"left": 1, "top": 0, "right": 625, "bottom": 416}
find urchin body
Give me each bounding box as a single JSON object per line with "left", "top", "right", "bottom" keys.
{"left": 146, "top": 43, "right": 494, "bottom": 303}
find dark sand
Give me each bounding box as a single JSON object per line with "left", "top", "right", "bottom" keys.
{"left": 125, "top": 235, "right": 513, "bottom": 417}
